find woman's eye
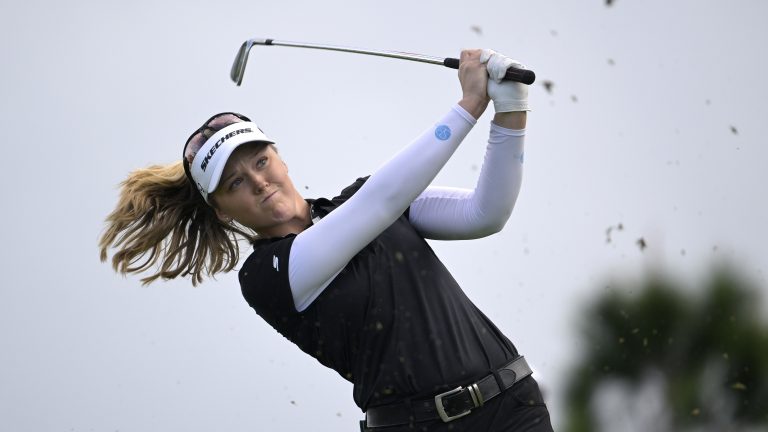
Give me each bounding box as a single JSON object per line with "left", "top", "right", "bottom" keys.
{"left": 256, "top": 157, "right": 268, "bottom": 168}
{"left": 229, "top": 178, "right": 243, "bottom": 190}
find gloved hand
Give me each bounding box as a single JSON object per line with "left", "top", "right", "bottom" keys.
{"left": 480, "top": 49, "right": 530, "bottom": 112}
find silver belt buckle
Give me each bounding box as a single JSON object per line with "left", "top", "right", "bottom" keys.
{"left": 434, "top": 383, "right": 483, "bottom": 423}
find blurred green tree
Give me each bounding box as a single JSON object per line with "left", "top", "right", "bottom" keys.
{"left": 564, "top": 267, "right": 768, "bottom": 432}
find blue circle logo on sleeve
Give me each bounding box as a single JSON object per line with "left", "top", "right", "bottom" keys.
{"left": 435, "top": 125, "right": 452, "bottom": 141}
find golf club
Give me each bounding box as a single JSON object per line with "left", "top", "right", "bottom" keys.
{"left": 230, "top": 38, "right": 536, "bottom": 86}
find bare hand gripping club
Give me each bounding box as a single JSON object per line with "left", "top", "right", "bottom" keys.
{"left": 230, "top": 38, "right": 536, "bottom": 86}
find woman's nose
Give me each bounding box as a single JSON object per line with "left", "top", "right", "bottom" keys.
{"left": 248, "top": 172, "right": 269, "bottom": 193}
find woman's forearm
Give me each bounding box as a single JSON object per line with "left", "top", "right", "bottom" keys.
{"left": 409, "top": 122, "right": 525, "bottom": 239}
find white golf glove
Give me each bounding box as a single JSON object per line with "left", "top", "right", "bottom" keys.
{"left": 480, "top": 49, "right": 530, "bottom": 112}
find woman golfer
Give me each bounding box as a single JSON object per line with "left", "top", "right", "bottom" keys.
{"left": 100, "top": 49, "right": 553, "bottom": 431}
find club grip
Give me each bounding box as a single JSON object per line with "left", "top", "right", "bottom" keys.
{"left": 443, "top": 57, "right": 535, "bottom": 85}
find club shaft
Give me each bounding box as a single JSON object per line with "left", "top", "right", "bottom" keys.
{"left": 232, "top": 38, "right": 535, "bottom": 86}
{"left": 254, "top": 38, "right": 446, "bottom": 66}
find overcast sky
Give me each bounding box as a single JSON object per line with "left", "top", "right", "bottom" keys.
{"left": 2, "top": 0, "right": 767, "bottom": 430}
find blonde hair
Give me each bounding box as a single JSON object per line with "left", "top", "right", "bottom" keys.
{"left": 99, "top": 161, "right": 255, "bottom": 286}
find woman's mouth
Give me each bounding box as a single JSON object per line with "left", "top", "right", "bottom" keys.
{"left": 261, "top": 191, "right": 277, "bottom": 204}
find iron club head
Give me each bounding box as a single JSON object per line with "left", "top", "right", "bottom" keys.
{"left": 230, "top": 40, "right": 253, "bottom": 86}
{"left": 230, "top": 39, "right": 262, "bottom": 86}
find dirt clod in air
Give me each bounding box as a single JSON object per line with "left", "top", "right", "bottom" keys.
{"left": 605, "top": 223, "right": 624, "bottom": 243}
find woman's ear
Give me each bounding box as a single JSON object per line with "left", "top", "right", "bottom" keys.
{"left": 214, "top": 207, "right": 233, "bottom": 224}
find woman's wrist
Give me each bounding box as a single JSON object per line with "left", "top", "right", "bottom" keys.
{"left": 458, "top": 96, "right": 489, "bottom": 120}
{"left": 492, "top": 111, "right": 527, "bottom": 130}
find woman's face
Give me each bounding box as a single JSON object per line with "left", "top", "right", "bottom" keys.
{"left": 211, "top": 143, "right": 307, "bottom": 237}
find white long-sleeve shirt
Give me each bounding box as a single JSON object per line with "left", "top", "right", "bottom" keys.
{"left": 287, "top": 105, "right": 525, "bottom": 311}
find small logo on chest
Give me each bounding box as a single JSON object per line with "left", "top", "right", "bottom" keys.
{"left": 272, "top": 255, "right": 280, "bottom": 271}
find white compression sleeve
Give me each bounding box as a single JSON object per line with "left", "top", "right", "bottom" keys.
{"left": 408, "top": 123, "right": 524, "bottom": 240}
{"left": 288, "top": 105, "right": 476, "bottom": 312}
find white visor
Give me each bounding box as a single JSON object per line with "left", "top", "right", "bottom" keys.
{"left": 189, "top": 121, "right": 274, "bottom": 202}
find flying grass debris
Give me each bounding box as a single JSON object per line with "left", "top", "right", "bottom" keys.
{"left": 605, "top": 223, "right": 624, "bottom": 243}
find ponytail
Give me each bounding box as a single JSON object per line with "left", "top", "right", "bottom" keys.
{"left": 99, "top": 161, "right": 255, "bottom": 286}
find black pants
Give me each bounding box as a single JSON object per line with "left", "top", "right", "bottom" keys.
{"left": 360, "top": 376, "right": 554, "bottom": 432}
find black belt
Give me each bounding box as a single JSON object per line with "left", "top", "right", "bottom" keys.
{"left": 364, "top": 356, "right": 532, "bottom": 428}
